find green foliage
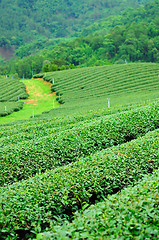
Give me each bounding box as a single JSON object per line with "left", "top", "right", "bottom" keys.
{"left": 0, "top": 59, "right": 158, "bottom": 240}
{"left": 33, "top": 73, "right": 44, "bottom": 78}
{"left": 39, "top": 63, "right": 159, "bottom": 116}
{"left": 0, "top": 129, "right": 158, "bottom": 239}
{"left": 0, "top": 77, "right": 28, "bottom": 117}
{"left": 0, "top": 77, "right": 28, "bottom": 101}
{"left": 38, "top": 169, "right": 159, "bottom": 239}
{"left": 0, "top": 101, "right": 158, "bottom": 186}
{"left": 0, "top": 1, "right": 158, "bottom": 77}
{"left": 0, "top": 101, "right": 150, "bottom": 147}
{"left": 0, "top": 0, "right": 147, "bottom": 45}
{"left": 0, "top": 102, "right": 23, "bottom": 117}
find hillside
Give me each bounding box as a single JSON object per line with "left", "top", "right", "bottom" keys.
{"left": 0, "top": 77, "right": 28, "bottom": 117}
{"left": 0, "top": 1, "right": 159, "bottom": 237}
{"left": 35, "top": 62, "right": 159, "bottom": 118}
{"left": 0, "top": 62, "right": 159, "bottom": 239}
{"left": 0, "top": 77, "right": 59, "bottom": 124}
{"left": 0, "top": 0, "right": 150, "bottom": 47}
{"left": 1, "top": 62, "right": 159, "bottom": 123}
{"left": 0, "top": 0, "right": 158, "bottom": 77}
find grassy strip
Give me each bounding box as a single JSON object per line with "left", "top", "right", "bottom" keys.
{"left": 0, "top": 78, "right": 59, "bottom": 125}
{"left": 0, "top": 102, "right": 159, "bottom": 186}
{"left": 38, "top": 169, "right": 159, "bottom": 240}
{"left": 0, "top": 129, "right": 158, "bottom": 239}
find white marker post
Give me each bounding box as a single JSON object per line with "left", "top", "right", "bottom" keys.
{"left": 52, "top": 78, "right": 54, "bottom": 84}
{"left": 6, "top": 75, "right": 7, "bottom": 79}
{"left": 53, "top": 99, "right": 55, "bottom": 108}
{"left": 107, "top": 98, "right": 110, "bottom": 108}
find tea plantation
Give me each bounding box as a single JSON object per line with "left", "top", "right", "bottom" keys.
{"left": 0, "top": 77, "right": 28, "bottom": 117}
{"left": 35, "top": 62, "right": 159, "bottom": 118}
{"left": 0, "top": 63, "right": 159, "bottom": 239}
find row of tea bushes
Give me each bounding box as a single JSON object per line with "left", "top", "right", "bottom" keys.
{"left": 0, "top": 103, "right": 125, "bottom": 147}
{"left": 0, "top": 78, "right": 28, "bottom": 102}
{"left": 38, "top": 169, "right": 159, "bottom": 240}
{"left": 0, "top": 77, "right": 28, "bottom": 118}
{"left": 42, "top": 63, "right": 159, "bottom": 106}
{"left": 0, "top": 102, "right": 158, "bottom": 186}
{"left": 0, "top": 101, "right": 149, "bottom": 147}
{"left": 0, "top": 129, "right": 158, "bottom": 239}
{"left": 0, "top": 102, "right": 24, "bottom": 117}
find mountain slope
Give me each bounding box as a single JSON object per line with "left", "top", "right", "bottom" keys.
{"left": 0, "top": 0, "right": 151, "bottom": 46}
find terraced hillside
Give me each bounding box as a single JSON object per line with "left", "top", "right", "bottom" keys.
{"left": 35, "top": 62, "right": 159, "bottom": 118}
{"left": 0, "top": 77, "right": 28, "bottom": 116}
{"left": 0, "top": 63, "right": 159, "bottom": 239}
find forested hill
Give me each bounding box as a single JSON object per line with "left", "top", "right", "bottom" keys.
{"left": 0, "top": 0, "right": 151, "bottom": 47}
{"left": 0, "top": 0, "right": 158, "bottom": 77}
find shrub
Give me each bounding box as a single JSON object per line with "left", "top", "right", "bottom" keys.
{"left": 0, "top": 129, "right": 158, "bottom": 239}
{"left": 38, "top": 169, "right": 159, "bottom": 239}
{"left": 0, "top": 102, "right": 158, "bottom": 186}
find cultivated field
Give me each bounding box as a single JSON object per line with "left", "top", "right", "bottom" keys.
{"left": 0, "top": 77, "right": 28, "bottom": 117}
{"left": 0, "top": 63, "right": 159, "bottom": 239}
{"left": 36, "top": 62, "right": 159, "bottom": 118}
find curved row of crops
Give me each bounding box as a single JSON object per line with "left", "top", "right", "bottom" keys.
{"left": 40, "top": 63, "right": 159, "bottom": 102}
{"left": 0, "top": 77, "right": 28, "bottom": 117}
{"left": 33, "top": 63, "right": 159, "bottom": 119}
{"left": 0, "top": 63, "right": 159, "bottom": 239}
{"left": 0, "top": 78, "right": 28, "bottom": 102}
{"left": 38, "top": 169, "right": 159, "bottom": 240}
{"left": 0, "top": 129, "right": 158, "bottom": 239}
{"left": 0, "top": 102, "right": 158, "bottom": 186}
{"left": 0, "top": 100, "right": 154, "bottom": 147}
{"left": 0, "top": 102, "right": 24, "bottom": 117}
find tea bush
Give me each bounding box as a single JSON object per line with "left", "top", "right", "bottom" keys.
{"left": 0, "top": 77, "right": 28, "bottom": 117}
{"left": 0, "top": 102, "right": 23, "bottom": 117}
{"left": 0, "top": 129, "right": 158, "bottom": 239}
{"left": 41, "top": 63, "right": 159, "bottom": 112}
{"left": 0, "top": 78, "right": 28, "bottom": 102}
{"left": 0, "top": 102, "right": 158, "bottom": 186}
{"left": 38, "top": 169, "right": 159, "bottom": 239}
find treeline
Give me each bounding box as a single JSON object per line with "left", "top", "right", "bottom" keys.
{"left": 0, "top": 0, "right": 158, "bottom": 78}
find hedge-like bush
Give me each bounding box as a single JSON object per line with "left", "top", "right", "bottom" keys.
{"left": 0, "top": 102, "right": 158, "bottom": 186}
{"left": 38, "top": 169, "right": 159, "bottom": 239}
{"left": 0, "top": 78, "right": 28, "bottom": 102}
{"left": 0, "top": 102, "right": 24, "bottom": 117}
{"left": 33, "top": 73, "right": 44, "bottom": 79}
{"left": 0, "top": 129, "right": 158, "bottom": 239}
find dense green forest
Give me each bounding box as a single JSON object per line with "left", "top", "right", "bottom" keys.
{"left": 0, "top": 0, "right": 158, "bottom": 78}
{"left": 0, "top": 0, "right": 150, "bottom": 46}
